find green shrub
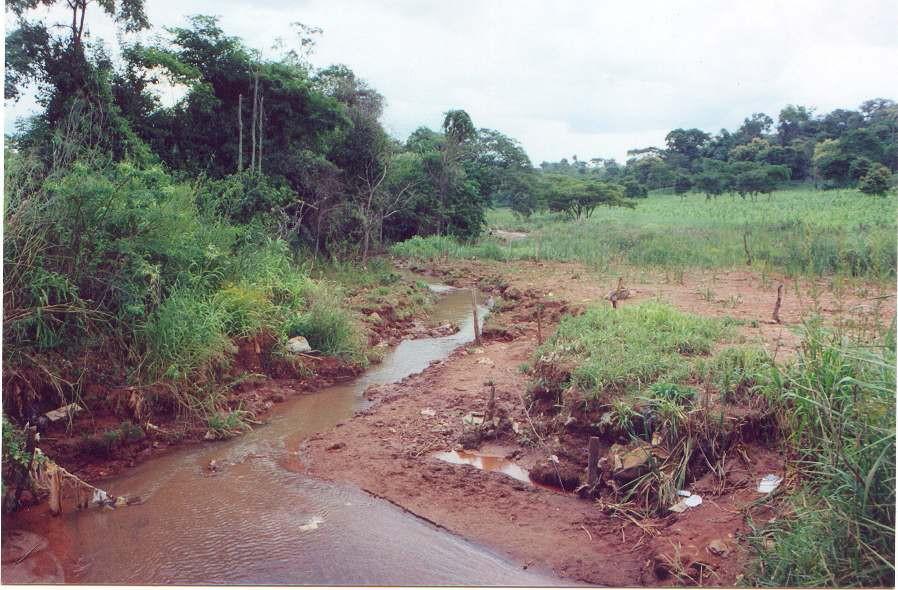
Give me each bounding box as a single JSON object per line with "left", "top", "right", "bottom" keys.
{"left": 140, "top": 288, "right": 232, "bottom": 381}
{"left": 286, "top": 290, "right": 364, "bottom": 362}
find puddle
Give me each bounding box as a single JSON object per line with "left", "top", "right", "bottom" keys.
{"left": 433, "top": 450, "right": 532, "bottom": 485}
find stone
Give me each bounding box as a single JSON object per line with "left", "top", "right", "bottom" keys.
{"left": 610, "top": 442, "right": 653, "bottom": 482}
{"left": 707, "top": 539, "right": 730, "bottom": 557}
{"left": 368, "top": 312, "right": 383, "bottom": 324}
{"left": 44, "top": 403, "right": 82, "bottom": 423}
{"left": 285, "top": 336, "right": 312, "bottom": 354}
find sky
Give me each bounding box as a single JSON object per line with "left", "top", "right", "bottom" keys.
{"left": 5, "top": 0, "right": 898, "bottom": 163}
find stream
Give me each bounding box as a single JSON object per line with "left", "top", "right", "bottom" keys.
{"left": 22, "top": 285, "right": 566, "bottom": 585}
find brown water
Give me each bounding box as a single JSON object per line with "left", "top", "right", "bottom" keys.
{"left": 39, "top": 285, "right": 568, "bottom": 585}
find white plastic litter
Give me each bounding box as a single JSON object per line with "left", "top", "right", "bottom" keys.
{"left": 758, "top": 474, "right": 783, "bottom": 493}
{"left": 669, "top": 493, "right": 702, "bottom": 513}
{"left": 677, "top": 490, "right": 692, "bottom": 497}
{"left": 298, "top": 516, "right": 324, "bottom": 532}
{"left": 91, "top": 489, "right": 109, "bottom": 506}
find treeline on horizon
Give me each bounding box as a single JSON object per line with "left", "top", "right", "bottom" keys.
{"left": 533, "top": 99, "right": 898, "bottom": 205}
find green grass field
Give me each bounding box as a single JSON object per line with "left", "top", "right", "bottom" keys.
{"left": 392, "top": 188, "right": 897, "bottom": 280}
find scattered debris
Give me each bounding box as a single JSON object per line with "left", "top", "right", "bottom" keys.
{"left": 676, "top": 490, "right": 692, "bottom": 497}
{"left": 207, "top": 460, "right": 218, "bottom": 472}
{"left": 476, "top": 357, "right": 495, "bottom": 366}
{"left": 757, "top": 474, "right": 783, "bottom": 493}
{"left": 44, "top": 403, "right": 82, "bottom": 423}
{"left": 420, "top": 408, "right": 436, "bottom": 417}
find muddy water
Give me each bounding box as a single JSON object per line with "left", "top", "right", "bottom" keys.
{"left": 33, "top": 286, "right": 566, "bottom": 585}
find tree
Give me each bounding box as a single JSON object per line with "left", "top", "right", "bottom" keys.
{"left": 498, "top": 170, "right": 541, "bottom": 218}
{"left": 694, "top": 172, "right": 725, "bottom": 199}
{"left": 812, "top": 139, "right": 853, "bottom": 187}
{"left": 6, "top": 0, "right": 152, "bottom": 165}
{"left": 674, "top": 174, "right": 693, "bottom": 197}
{"left": 664, "top": 128, "right": 710, "bottom": 171}
{"left": 776, "top": 105, "right": 815, "bottom": 144}
{"left": 467, "top": 128, "right": 532, "bottom": 204}
{"left": 622, "top": 178, "right": 648, "bottom": 198}
{"left": 733, "top": 163, "right": 790, "bottom": 198}
{"left": 736, "top": 112, "right": 773, "bottom": 142}
{"left": 858, "top": 164, "right": 892, "bottom": 196}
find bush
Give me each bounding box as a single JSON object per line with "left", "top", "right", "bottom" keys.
{"left": 858, "top": 163, "right": 892, "bottom": 196}
{"left": 286, "top": 289, "right": 364, "bottom": 362}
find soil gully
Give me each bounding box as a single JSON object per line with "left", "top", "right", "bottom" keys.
{"left": 6, "top": 285, "right": 565, "bottom": 586}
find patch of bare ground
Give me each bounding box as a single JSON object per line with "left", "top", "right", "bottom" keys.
{"left": 405, "top": 258, "right": 895, "bottom": 357}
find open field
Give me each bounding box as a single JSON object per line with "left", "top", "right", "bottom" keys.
{"left": 393, "top": 188, "right": 897, "bottom": 280}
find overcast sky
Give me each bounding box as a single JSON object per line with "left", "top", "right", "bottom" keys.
{"left": 5, "top": 0, "right": 898, "bottom": 163}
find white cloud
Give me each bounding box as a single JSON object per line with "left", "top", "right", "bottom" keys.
{"left": 5, "top": 0, "right": 898, "bottom": 162}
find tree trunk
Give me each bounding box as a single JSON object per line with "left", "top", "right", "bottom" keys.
{"left": 250, "top": 72, "right": 259, "bottom": 171}
{"left": 237, "top": 94, "right": 244, "bottom": 172}
{"left": 257, "top": 94, "right": 264, "bottom": 173}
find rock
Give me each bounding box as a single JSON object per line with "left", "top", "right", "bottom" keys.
{"left": 609, "top": 442, "right": 653, "bottom": 482}
{"left": 368, "top": 312, "right": 383, "bottom": 324}
{"left": 326, "top": 441, "right": 346, "bottom": 451}
{"left": 207, "top": 460, "right": 218, "bottom": 472}
{"left": 44, "top": 403, "right": 82, "bottom": 423}
{"left": 707, "top": 539, "right": 730, "bottom": 557}
{"left": 286, "top": 336, "right": 312, "bottom": 354}
{"left": 420, "top": 408, "right": 436, "bottom": 417}
{"left": 476, "top": 357, "right": 495, "bottom": 366}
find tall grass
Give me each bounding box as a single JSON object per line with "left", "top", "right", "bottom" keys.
{"left": 751, "top": 325, "right": 896, "bottom": 587}
{"left": 392, "top": 188, "right": 897, "bottom": 280}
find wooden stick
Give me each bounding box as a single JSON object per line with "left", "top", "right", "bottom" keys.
{"left": 471, "top": 288, "right": 481, "bottom": 344}
{"left": 48, "top": 464, "right": 61, "bottom": 516}
{"left": 536, "top": 303, "right": 543, "bottom": 345}
{"left": 773, "top": 283, "right": 784, "bottom": 324}
{"left": 587, "top": 436, "right": 601, "bottom": 487}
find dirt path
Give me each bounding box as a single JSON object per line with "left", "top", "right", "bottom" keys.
{"left": 294, "top": 259, "right": 894, "bottom": 585}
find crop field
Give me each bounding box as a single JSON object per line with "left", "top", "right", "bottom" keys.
{"left": 393, "top": 188, "right": 897, "bottom": 280}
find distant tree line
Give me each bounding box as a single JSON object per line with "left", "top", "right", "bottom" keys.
{"left": 536, "top": 100, "right": 898, "bottom": 199}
